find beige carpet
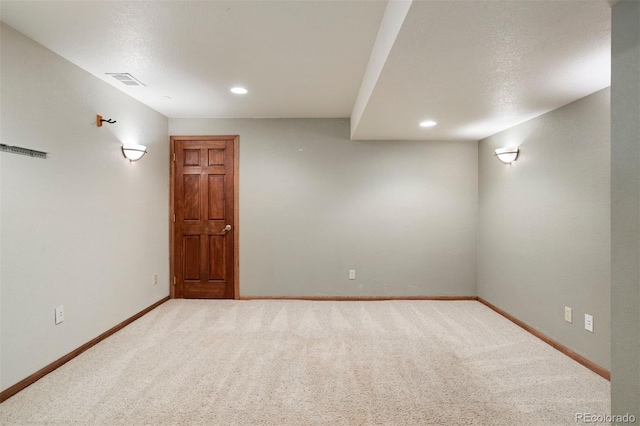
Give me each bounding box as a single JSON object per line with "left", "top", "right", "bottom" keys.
{"left": 0, "top": 300, "right": 610, "bottom": 425}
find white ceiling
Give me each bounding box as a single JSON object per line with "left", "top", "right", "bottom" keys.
{"left": 0, "top": 0, "right": 611, "bottom": 141}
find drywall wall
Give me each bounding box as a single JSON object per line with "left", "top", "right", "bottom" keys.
{"left": 0, "top": 24, "right": 169, "bottom": 391}
{"left": 170, "top": 118, "right": 478, "bottom": 297}
{"left": 350, "top": 0, "right": 412, "bottom": 138}
{"left": 611, "top": 0, "right": 640, "bottom": 419}
{"left": 0, "top": 71, "right": 3, "bottom": 393}
{"left": 478, "top": 89, "right": 611, "bottom": 370}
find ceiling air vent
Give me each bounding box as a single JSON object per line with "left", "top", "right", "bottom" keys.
{"left": 106, "top": 73, "right": 145, "bottom": 87}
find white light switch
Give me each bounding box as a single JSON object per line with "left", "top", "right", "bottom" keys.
{"left": 564, "top": 306, "right": 572, "bottom": 323}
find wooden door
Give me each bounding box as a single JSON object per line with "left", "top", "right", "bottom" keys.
{"left": 171, "top": 136, "right": 238, "bottom": 299}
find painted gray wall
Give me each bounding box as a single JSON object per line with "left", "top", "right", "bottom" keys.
{"left": 611, "top": 0, "right": 640, "bottom": 419}
{"left": 170, "top": 119, "right": 478, "bottom": 297}
{"left": 0, "top": 24, "right": 170, "bottom": 391}
{"left": 478, "top": 89, "right": 611, "bottom": 370}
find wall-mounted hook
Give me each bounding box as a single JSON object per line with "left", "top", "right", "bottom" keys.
{"left": 97, "top": 115, "right": 116, "bottom": 127}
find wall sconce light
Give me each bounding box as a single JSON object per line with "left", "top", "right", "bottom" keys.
{"left": 122, "top": 144, "right": 147, "bottom": 162}
{"left": 494, "top": 147, "right": 519, "bottom": 164}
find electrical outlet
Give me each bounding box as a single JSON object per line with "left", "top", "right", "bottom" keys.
{"left": 585, "top": 314, "right": 594, "bottom": 332}
{"left": 349, "top": 270, "right": 356, "bottom": 280}
{"left": 55, "top": 305, "right": 64, "bottom": 325}
{"left": 153, "top": 273, "right": 158, "bottom": 285}
{"left": 564, "top": 306, "right": 572, "bottom": 323}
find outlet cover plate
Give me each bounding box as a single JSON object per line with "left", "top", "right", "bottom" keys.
{"left": 55, "top": 305, "right": 64, "bottom": 325}
{"left": 585, "top": 314, "right": 593, "bottom": 332}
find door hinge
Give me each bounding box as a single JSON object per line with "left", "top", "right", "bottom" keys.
{"left": 173, "top": 276, "right": 176, "bottom": 285}
{"left": 173, "top": 214, "right": 176, "bottom": 223}
{"left": 173, "top": 152, "right": 176, "bottom": 162}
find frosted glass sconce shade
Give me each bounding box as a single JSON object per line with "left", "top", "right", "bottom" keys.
{"left": 122, "top": 144, "right": 147, "bottom": 161}
{"left": 494, "top": 147, "right": 519, "bottom": 164}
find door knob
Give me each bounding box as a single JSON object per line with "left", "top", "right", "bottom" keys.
{"left": 223, "top": 225, "right": 231, "bottom": 232}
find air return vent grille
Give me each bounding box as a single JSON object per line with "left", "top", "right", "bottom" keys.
{"left": 106, "top": 73, "right": 145, "bottom": 87}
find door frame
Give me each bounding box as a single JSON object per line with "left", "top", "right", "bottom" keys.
{"left": 169, "top": 135, "right": 240, "bottom": 299}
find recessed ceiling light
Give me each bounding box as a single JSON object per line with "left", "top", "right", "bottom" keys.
{"left": 419, "top": 120, "right": 437, "bottom": 127}
{"left": 230, "top": 87, "right": 248, "bottom": 95}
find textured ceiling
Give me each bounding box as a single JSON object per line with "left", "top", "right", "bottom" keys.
{"left": 351, "top": 0, "right": 611, "bottom": 140}
{"left": 0, "top": 0, "right": 611, "bottom": 141}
